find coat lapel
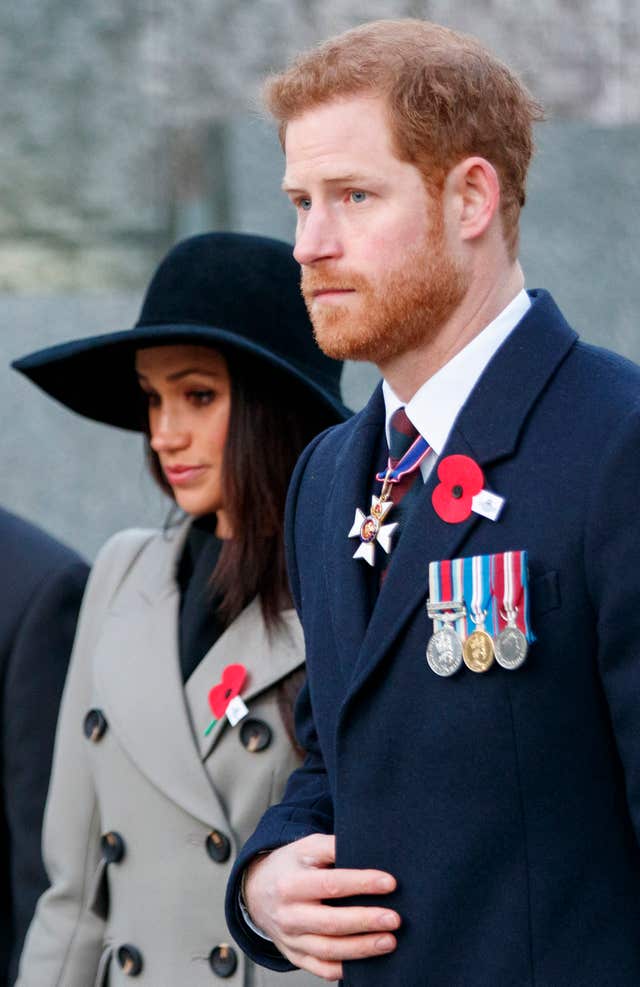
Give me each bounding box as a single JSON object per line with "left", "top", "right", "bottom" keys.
{"left": 93, "top": 521, "right": 228, "bottom": 829}
{"left": 347, "top": 290, "right": 578, "bottom": 696}
{"left": 185, "top": 600, "right": 304, "bottom": 761}
{"left": 322, "top": 385, "right": 387, "bottom": 677}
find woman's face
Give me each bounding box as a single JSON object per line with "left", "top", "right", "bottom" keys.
{"left": 135, "top": 344, "right": 232, "bottom": 532}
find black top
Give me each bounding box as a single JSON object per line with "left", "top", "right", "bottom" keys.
{"left": 176, "top": 515, "right": 225, "bottom": 683}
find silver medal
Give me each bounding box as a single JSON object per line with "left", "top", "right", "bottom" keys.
{"left": 494, "top": 624, "right": 528, "bottom": 669}
{"left": 426, "top": 625, "right": 464, "bottom": 677}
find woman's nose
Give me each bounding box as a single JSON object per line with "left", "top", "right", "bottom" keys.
{"left": 149, "top": 409, "right": 190, "bottom": 452}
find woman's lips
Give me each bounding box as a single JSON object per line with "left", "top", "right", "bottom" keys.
{"left": 163, "top": 465, "right": 207, "bottom": 486}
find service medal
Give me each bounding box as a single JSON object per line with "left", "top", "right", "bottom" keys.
{"left": 461, "top": 554, "right": 495, "bottom": 672}
{"left": 490, "top": 551, "right": 533, "bottom": 670}
{"left": 427, "top": 624, "right": 464, "bottom": 677}
{"left": 494, "top": 624, "right": 528, "bottom": 669}
{"left": 463, "top": 628, "right": 495, "bottom": 672}
{"left": 426, "top": 558, "right": 466, "bottom": 676}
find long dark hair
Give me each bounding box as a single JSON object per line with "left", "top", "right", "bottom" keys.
{"left": 145, "top": 346, "right": 339, "bottom": 748}
{"left": 147, "top": 346, "right": 337, "bottom": 621}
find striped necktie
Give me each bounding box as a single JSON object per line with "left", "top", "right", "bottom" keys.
{"left": 376, "top": 407, "right": 424, "bottom": 582}
{"left": 388, "top": 406, "right": 422, "bottom": 506}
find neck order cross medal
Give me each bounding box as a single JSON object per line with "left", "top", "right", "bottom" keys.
{"left": 348, "top": 432, "right": 431, "bottom": 566}
{"left": 348, "top": 474, "right": 398, "bottom": 566}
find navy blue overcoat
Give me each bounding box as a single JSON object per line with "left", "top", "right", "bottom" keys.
{"left": 0, "top": 508, "right": 88, "bottom": 986}
{"left": 227, "top": 291, "right": 640, "bottom": 986}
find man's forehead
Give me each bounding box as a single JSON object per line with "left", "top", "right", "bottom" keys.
{"left": 285, "top": 94, "right": 389, "bottom": 145}
{"left": 282, "top": 95, "right": 398, "bottom": 188}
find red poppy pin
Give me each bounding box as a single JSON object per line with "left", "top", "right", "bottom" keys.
{"left": 204, "top": 663, "right": 247, "bottom": 736}
{"left": 432, "top": 455, "right": 504, "bottom": 524}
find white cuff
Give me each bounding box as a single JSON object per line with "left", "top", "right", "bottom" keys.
{"left": 239, "top": 867, "right": 273, "bottom": 941}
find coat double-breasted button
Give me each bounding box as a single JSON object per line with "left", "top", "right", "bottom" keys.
{"left": 209, "top": 944, "right": 237, "bottom": 978}
{"left": 83, "top": 708, "right": 108, "bottom": 742}
{"left": 117, "top": 944, "right": 143, "bottom": 976}
{"left": 239, "top": 718, "right": 272, "bottom": 753}
{"left": 101, "top": 831, "right": 125, "bottom": 864}
{"left": 206, "top": 829, "right": 231, "bottom": 863}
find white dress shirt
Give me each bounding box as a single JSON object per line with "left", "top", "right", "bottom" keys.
{"left": 382, "top": 289, "right": 531, "bottom": 478}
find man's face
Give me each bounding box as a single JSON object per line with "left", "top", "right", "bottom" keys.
{"left": 283, "top": 95, "right": 468, "bottom": 365}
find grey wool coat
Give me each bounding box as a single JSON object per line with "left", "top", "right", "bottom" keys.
{"left": 17, "top": 523, "right": 322, "bottom": 987}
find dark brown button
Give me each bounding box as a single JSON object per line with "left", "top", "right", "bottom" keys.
{"left": 451, "top": 485, "right": 464, "bottom": 499}
{"left": 83, "top": 709, "right": 108, "bottom": 742}
{"left": 101, "top": 831, "right": 125, "bottom": 864}
{"left": 239, "top": 718, "right": 272, "bottom": 753}
{"left": 205, "top": 829, "right": 231, "bottom": 863}
{"left": 209, "top": 944, "right": 237, "bottom": 978}
{"left": 117, "top": 944, "right": 143, "bottom": 976}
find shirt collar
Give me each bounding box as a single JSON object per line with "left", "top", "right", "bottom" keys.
{"left": 382, "top": 288, "right": 531, "bottom": 455}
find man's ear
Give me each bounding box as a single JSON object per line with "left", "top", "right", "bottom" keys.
{"left": 446, "top": 156, "right": 501, "bottom": 243}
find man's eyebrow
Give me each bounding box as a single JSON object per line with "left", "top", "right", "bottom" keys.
{"left": 282, "top": 173, "right": 376, "bottom": 192}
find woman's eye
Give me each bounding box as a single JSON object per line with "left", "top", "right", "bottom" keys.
{"left": 188, "top": 389, "right": 214, "bottom": 406}
{"left": 142, "top": 390, "right": 160, "bottom": 408}
{"left": 349, "top": 190, "right": 367, "bottom": 204}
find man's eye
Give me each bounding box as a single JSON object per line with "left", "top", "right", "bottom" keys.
{"left": 349, "top": 190, "right": 367, "bottom": 204}
{"left": 296, "top": 197, "right": 312, "bottom": 211}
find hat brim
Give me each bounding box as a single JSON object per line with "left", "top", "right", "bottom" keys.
{"left": 13, "top": 323, "right": 352, "bottom": 431}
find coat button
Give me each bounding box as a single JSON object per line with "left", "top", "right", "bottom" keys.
{"left": 117, "top": 944, "right": 143, "bottom": 976}
{"left": 239, "top": 718, "right": 272, "bottom": 753}
{"left": 101, "top": 831, "right": 125, "bottom": 864}
{"left": 209, "top": 944, "right": 237, "bottom": 978}
{"left": 83, "top": 709, "right": 108, "bottom": 742}
{"left": 206, "top": 829, "right": 231, "bottom": 863}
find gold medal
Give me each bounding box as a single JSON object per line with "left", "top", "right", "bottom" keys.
{"left": 463, "top": 628, "right": 495, "bottom": 673}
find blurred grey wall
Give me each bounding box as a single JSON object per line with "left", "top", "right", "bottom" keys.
{"left": 1, "top": 1, "right": 638, "bottom": 558}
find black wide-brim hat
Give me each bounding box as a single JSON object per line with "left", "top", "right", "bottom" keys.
{"left": 13, "top": 232, "right": 351, "bottom": 430}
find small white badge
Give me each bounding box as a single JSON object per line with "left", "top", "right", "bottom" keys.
{"left": 471, "top": 489, "right": 505, "bottom": 522}
{"left": 226, "top": 696, "right": 249, "bottom": 727}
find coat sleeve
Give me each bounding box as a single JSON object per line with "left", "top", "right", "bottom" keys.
{"left": 3, "top": 559, "right": 89, "bottom": 985}
{"left": 585, "top": 403, "right": 640, "bottom": 841}
{"left": 225, "top": 433, "right": 335, "bottom": 972}
{"left": 16, "top": 533, "right": 149, "bottom": 987}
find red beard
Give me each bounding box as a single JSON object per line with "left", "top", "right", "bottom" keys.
{"left": 301, "top": 208, "right": 469, "bottom": 364}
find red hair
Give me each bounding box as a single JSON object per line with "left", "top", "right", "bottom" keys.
{"left": 264, "top": 19, "right": 544, "bottom": 258}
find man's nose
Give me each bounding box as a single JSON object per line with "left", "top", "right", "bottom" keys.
{"left": 293, "top": 205, "right": 342, "bottom": 266}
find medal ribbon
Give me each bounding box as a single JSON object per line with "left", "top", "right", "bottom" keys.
{"left": 428, "top": 558, "right": 466, "bottom": 638}
{"left": 490, "top": 551, "right": 535, "bottom": 642}
{"left": 451, "top": 557, "right": 466, "bottom": 639}
{"left": 462, "top": 554, "right": 496, "bottom": 637}
{"left": 375, "top": 433, "right": 431, "bottom": 485}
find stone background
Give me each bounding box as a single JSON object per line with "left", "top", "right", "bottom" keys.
{"left": 1, "top": 1, "right": 638, "bottom": 558}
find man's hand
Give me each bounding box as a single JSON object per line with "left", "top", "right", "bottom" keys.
{"left": 244, "top": 833, "right": 400, "bottom": 982}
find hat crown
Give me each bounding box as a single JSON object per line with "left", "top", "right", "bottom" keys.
{"left": 136, "top": 232, "right": 341, "bottom": 392}
{"left": 12, "top": 231, "right": 350, "bottom": 431}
